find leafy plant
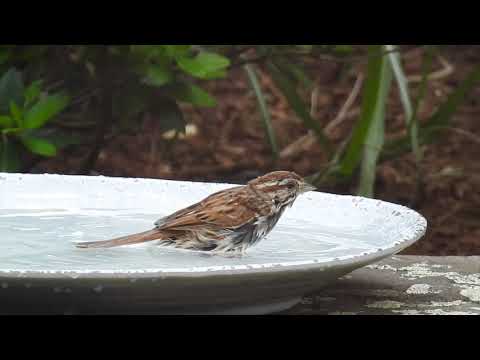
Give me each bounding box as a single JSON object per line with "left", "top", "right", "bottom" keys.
{"left": 128, "top": 45, "right": 229, "bottom": 109}
{"left": 0, "top": 45, "right": 234, "bottom": 173}
{"left": 0, "top": 68, "right": 70, "bottom": 172}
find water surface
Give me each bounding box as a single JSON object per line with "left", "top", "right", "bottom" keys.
{"left": 0, "top": 209, "right": 379, "bottom": 272}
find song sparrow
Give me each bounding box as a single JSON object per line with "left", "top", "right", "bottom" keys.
{"left": 76, "top": 171, "right": 316, "bottom": 254}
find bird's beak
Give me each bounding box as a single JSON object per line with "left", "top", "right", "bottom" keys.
{"left": 301, "top": 182, "right": 317, "bottom": 194}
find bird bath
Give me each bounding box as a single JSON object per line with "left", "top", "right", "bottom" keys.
{"left": 0, "top": 173, "right": 427, "bottom": 314}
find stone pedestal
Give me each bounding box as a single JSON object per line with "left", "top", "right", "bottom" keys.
{"left": 283, "top": 256, "right": 480, "bottom": 315}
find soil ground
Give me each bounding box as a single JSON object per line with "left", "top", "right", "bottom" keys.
{"left": 36, "top": 46, "right": 480, "bottom": 256}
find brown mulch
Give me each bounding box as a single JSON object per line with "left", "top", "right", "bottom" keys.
{"left": 36, "top": 46, "right": 480, "bottom": 256}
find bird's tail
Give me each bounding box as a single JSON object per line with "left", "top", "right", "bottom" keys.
{"left": 75, "top": 229, "right": 163, "bottom": 249}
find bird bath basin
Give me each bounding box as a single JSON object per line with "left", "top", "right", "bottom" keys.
{"left": 0, "top": 173, "right": 427, "bottom": 314}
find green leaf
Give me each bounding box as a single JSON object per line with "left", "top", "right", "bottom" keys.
{"left": 0, "top": 136, "right": 21, "bottom": 172}
{"left": 0, "top": 68, "right": 24, "bottom": 114}
{"left": 9, "top": 100, "right": 23, "bottom": 126}
{"left": 266, "top": 60, "right": 332, "bottom": 155}
{"left": 19, "top": 135, "right": 57, "bottom": 157}
{"left": 336, "top": 45, "right": 393, "bottom": 198}
{"left": 387, "top": 45, "right": 412, "bottom": 120}
{"left": 357, "top": 47, "right": 393, "bottom": 197}
{"left": 198, "top": 69, "right": 227, "bottom": 80}
{"left": 382, "top": 46, "right": 436, "bottom": 162}
{"left": 386, "top": 45, "right": 421, "bottom": 166}
{"left": 0, "top": 115, "right": 14, "bottom": 129}
{"left": 244, "top": 64, "right": 278, "bottom": 160}
{"left": 177, "top": 52, "right": 230, "bottom": 79}
{"left": 169, "top": 83, "right": 217, "bottom": 107}
{"left": 24, "top": 80, "right": 43, "bottom": 107}
{"left": 144, "top": 64, "right": 174, "bottom": 87}
{"left": 339, "top": 46, "right": 392, "bottom": 179}
{"left": 23, "top": 94, "right": 70, "bottom": 129}
{"left": 164, "top": 45, "right": 191, "bottom": 59}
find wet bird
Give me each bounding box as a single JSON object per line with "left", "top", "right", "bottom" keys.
{"left": 75, "top": 171, "right": 316, "bottom": 254}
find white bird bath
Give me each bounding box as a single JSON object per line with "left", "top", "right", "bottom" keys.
{"left": 0, "top": 173, "right": 427, "bottom": 314}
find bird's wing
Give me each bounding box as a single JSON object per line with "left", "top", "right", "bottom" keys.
{"left": 154, "top": 185, "right": 273, "bottom": 231}
{"left": 154, "top": 187, "right": 240, "bottom": 228}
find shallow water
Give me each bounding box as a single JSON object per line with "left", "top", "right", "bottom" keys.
{"left": 0, "top": 209, "right": 382, "bottom": 272}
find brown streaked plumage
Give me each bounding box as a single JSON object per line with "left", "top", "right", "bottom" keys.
{"left": 75, "top": 171, "right": 316, "bottom": 254}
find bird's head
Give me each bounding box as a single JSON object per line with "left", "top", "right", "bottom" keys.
{"left": 248, "top": 171, "right": 316, "bottom": 207}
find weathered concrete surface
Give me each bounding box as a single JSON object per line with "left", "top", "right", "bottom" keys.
{"left": 282, "top": 256, "right": 480, "bottom": 315}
